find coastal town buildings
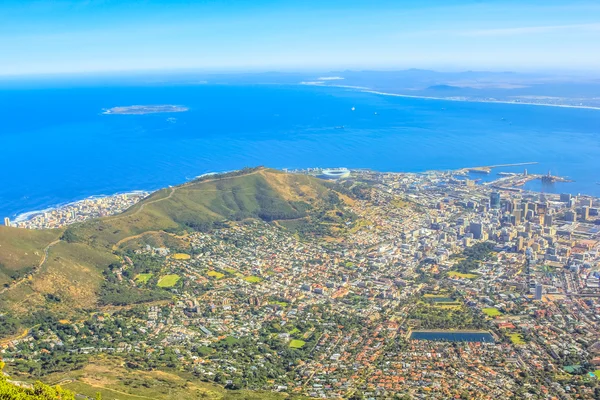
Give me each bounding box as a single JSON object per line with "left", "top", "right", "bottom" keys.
{"left": 11, "top": 192, "right": 148, "bottom": 229}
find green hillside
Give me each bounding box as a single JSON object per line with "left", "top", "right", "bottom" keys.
{"left": 0, "top": 226, "right": 62, "bottom": 287}
{"left": 0, "top": 167, "right": 346, "bottom": 320}
{"left": 64, "top": 168, "right": 331, "bottom": 250}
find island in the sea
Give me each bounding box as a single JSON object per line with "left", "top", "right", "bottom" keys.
{"left": 102, "top": 104, "right": 189, "bottom": 115}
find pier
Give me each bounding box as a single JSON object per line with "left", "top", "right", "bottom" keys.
{"left": 487, "top": 171, "right": 573, "bottom": 189}
{"left": 457, "top": 161, "right": 539, "bottom": 174}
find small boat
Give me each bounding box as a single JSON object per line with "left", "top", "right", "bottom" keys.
{"left": 351, "top": 107, "right": 356, "bottom": 111}
{"left": 334, "top": 126, "right": 345, "bottom": 130}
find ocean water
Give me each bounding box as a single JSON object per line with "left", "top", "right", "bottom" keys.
{"left": 1, "top": 83, "right": 599, "bottom": 219}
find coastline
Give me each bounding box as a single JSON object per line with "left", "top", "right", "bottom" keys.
{"left": 305, "top": 82, "right": 600, "bottom": 111}
{"left": 9, "top": 163, "right": 590, "bottom": 227}
{"left": 8, "top": 162, "right": 596, "bottom": 226}
{"left": 10, "top": 169, "right": 242, "bottom": 223}
{"left": 13, "top": 190, "right": 149, "bottom": 223}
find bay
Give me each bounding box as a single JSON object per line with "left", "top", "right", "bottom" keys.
{"left": 1, "top": 83, "right": 599, "bottom": 219}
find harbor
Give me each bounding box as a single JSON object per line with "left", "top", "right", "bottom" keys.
{"left": 452, "top": 162, "right": 574, "bottom": 191}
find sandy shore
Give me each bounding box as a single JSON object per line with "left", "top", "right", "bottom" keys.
{"left": 301, "top": 82, "right": 600, "bottom": 110}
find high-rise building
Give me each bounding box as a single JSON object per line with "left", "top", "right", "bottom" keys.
{"left": 490, "top": 192, "right": 501, "bottom": 209}
{"left": 579, "top": 198, "right": 593, "bottom": 208}
{"left": 526, "top": 210, "right": 535, "bottom": 221}
{"left": 3, "top": 217, "right": 10, "bottom": 227}
{"left": 568, "top": 198, "right": 577, "bottom": 209}
{"left": 581, "top": 206, "right": 590, "bottom": 221}
{"left": 544, "top": 214, "right": 553, "bottom": 227}
{"left": 516, "top": 236, "right": 524, "bottom": 252}
{"left": 528, "top": 202, "right": 537, "bottom": 214}
{"left": 469, "top": 222, "right": 484, "bottom": 239}
{"left": 564, "top": 210, "right": 577, "bottom": 222}
{"left": 535, "top": 283, "right": 543, "bottom": 300}
{"left": 513, "top": 209, "right": 523, "bottom": 224}
{"left": 560, "top": 193, "right": 572, "bottom": 203}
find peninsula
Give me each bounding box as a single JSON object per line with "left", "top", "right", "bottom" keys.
{"left": 102, "top": 104, "right": 189, "bottom": 115}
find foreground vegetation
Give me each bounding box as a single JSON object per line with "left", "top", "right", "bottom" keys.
{"left": 0, "top": 361, "right": 76, "bottom": 400}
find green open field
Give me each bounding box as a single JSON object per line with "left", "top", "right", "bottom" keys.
{"left": 244, "top": 275, "right": 263, "bottom": 283}
{"left": 134, "top": 273, "right": 153, "bottom": 284}
{"left": 448, "top": 271, "right": 479, "bottom": 279}
{"left": 508, "top": 333, "right": 525, "bottom": 344}
{"left": 157, "top": 274, "right": 180, "bottom": 287}
{"left": 207, "top": 270, "right": 225, "bottom": 280}
{"left": 482, "top": 308, "right": 502, "bottom": 317}
{"left": 594, "top": 370, "right": 600, "bottom": 378}
{"left": 289, "top": 339, "right": 306, "bottom": 349}
{"left": 173, "top": 253, "right": 191, "bottom": 260}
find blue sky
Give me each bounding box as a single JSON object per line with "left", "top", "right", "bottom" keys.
{"left": 1, "top": 0, "right": 599, "bottom": 75}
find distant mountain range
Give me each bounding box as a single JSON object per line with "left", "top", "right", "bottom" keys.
{"left": 3, "top": 68, "right": 600, "bottom": 107}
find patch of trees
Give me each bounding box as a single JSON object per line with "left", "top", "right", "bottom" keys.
{"left": 350, "top": 184, "right": 372, "bottom": 200}
{"left": 177, "top": 212, "right": 215, "bottom": 233}
{"left": 0, "top": 315, "right": 20, "bottom": 338}
{"left": 0, "top": 361, "right": 76, "bottom": 399}
{"left": 254, "top": 181, "right": 306, "bottom": 221}
{"left": 99, "top": 281, "right": 171, "bottom": 306}
{"left": 61, "top": 229, "right": 78, "bottom": 243}
{"left": 453, "top": 241, "right": 495, "bottom": 273}
{"left": 407, "top": 303, "right": 487, "bottom": 330}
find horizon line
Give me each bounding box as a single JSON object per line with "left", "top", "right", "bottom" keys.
{"left": 2, "top": 66, "right": 600, "bottom": 80}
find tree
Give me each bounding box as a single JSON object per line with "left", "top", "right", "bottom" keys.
{"left": 1, "top": 361, "right": 76, "bottom": 399}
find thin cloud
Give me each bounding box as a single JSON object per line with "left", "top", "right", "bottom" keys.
{"left": 459, "top": 23, "right": 600, "bottom": 37}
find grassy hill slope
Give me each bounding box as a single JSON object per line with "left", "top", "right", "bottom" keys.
{"left": 65, "top": 168, "right": 331, "bottom": 249}
{"left": 0, "top": 227, "right": 62, "bottom": 287}
{"left": 0, "top": 168, "right": 345, "bottom": 319}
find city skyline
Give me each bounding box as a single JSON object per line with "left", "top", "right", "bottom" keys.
{"left": 1, "top": 0, "right": 600, "bottom": 76}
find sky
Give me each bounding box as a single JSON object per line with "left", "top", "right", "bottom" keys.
{"left": 1, "top": 0, "right": 600, "bottom": 76}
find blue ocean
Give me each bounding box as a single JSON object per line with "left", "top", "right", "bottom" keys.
{"left": 1, "top": 83, "right": 599, "bottom": 220}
